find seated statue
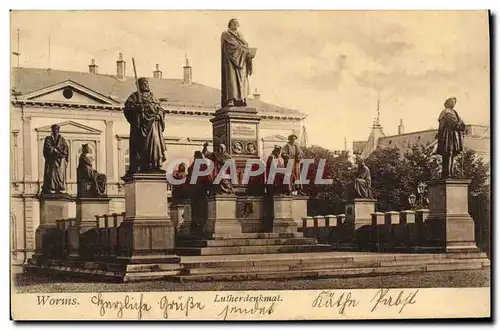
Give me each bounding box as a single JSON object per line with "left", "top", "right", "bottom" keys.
{"left": 351, "top": 159, "right": 374, "bottom": 199}
{"left": 171, "top": 162, "right": 188, "bottom": 203}
{"left": 77, "top": 144, "right": 107, "bottom": 197}
{"left": 202, "top": 142, "right": 235, "bottom": 195}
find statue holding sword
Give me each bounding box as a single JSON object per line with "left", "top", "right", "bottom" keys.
{"left": 124, "top": 58, "right": 167, "bottom": 173}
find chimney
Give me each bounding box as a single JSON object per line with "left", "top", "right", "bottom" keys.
{"left": 253, "top": 88, "right": 260, "bottom": 101}
{"left": 89, "top": 58, "right": 98, "bottom": 74}
{"left": 116, "top": 53, "right": 126, "bottom": 80}
{"left": 183, "top": 57, "right": 192, "bottom": 85}
{"left": 398, "top": 118, "right": 404, "bottom": 135}
{"left": 153, "top": 64, "right": 162, "bottom": 79}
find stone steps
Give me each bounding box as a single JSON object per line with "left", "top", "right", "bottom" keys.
{"left": 176, "top": 237, "right": 319, "bottom": 247}
{"left": 174, "top": 254, "right": 489, "bottom": 281}
{"left": 176, "top": 244, "right": 333, "bottom": 256}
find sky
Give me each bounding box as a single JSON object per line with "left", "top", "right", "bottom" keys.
{"left": 10, "top": 10, "right": 490, "bottom": 150}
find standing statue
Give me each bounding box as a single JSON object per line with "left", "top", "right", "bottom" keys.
{"left": 41, "top": 124, "right": 69, "bottom": 194}
{"left": 281, "top": 134, "right": 305, "bottom": 195}
{"left": 124, "top": 77, "right": 167, "bottom": 173}
{"left": 265, "top": 145, "right": 288, "bottom": 196}
{"left": 77, "top": 144, "right": 107, "bottom": 197}
{"left": 202, "top": 142, "right": 235, "bottom": 195}
{"left": 221, "top": 18, "right": 257, "bottom": 107}
{"left": 436, "top": 97, "right": 466, "bottom": 178}
{"left": 352, "top": 159, "right": 374, "bottom": 199}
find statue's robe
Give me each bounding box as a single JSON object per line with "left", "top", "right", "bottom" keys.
{"left": 205, "top": 150, "right": 234, "bottom": 194}
{"left": 281, "top": 142, "right": 303, "bottom": 192}
{"left": 42, "top": 134, "right": 69, "bottom": 193}
{"left": 124, "top": 91, "right": 167, "bottom": 172}
{"left": 265, "top": 153, "right": 287, "bottom": 195}
{"left": 354, "top": 165, "right": 374, "bottom": 199}
{"left": 77, "top": 153, "right": 107, "bottom": 197}
{"left": 437, "top": 108, "right": 466, "bottom": 156}
{"left": 171, "top": 170, "right": 188, "bottom": 202}
{"left": 221, "top": 29, "right": 252, "bottom": 106}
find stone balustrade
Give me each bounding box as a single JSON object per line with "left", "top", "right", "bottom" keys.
{"left": 302, "top": 208, "right": 435, "bottom": 252}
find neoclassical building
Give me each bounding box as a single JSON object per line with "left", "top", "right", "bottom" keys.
{"left": 10, "top": 55, "right": 306, "bottom": 265}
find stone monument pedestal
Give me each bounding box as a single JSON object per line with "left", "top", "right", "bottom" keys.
{"left": 292, "top": 196, "right": 309, "bottom": 228}
{"left": 68, "top": 197, "right": 111, "bottom": 260}
{"left": 345, "top": 198, "right": 376, "bottom": 230}
{"left": 210, "top": 106, "right": 261, "bottom": 184}
{"left": 204, "top": 194, "right": 241, "bottom": 236}
{"left": 236, "top": 196, "right": 264, "bottom": 233}
{"left": 426, "top": 179, "right": 479, "bottom": 253}
{"left": 33, "top": 193, "right": 73, "bottom": 262}
{"left": 272, "top": 195, "right": 298, "bottom": 233}
{"left": 118, "top": 172, "right": 178, "bottom": 263}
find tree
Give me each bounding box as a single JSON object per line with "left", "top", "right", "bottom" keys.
{"left": 302, "top": 145, "right": 354, "bottom": 214}
{"left": 364, "top": 147, "right": 412, "bottom": 211}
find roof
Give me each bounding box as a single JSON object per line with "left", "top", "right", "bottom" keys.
{"left": 11, "top": 67, "right": 305, "bottom": 117}
{"left": 352, "top": 141, "right": 367, "bottom": 154}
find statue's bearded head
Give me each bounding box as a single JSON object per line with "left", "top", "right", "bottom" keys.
{"left": 444, "top": 97, "right": 457, "bottom": 109}
{"left": 138, "top": 77, "right": 150, "bottom": 92}
{"left": 228, "top": 18, "right": 239, "bottom": 31}
{"left": 288, "top": 134, "right": 298, "bottom": 143}
{"left": 218, "top": 144, "right": 227, "bottom": 154}
{"left": 51, "top": 124, "right": 60, "bottom": 136}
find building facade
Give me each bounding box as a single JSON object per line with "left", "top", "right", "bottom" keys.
{"left": 353, "top": 118, "right": 490, "bottom": 164}
{"left": 10, "top": 56, "right": 306, "bottom": 265}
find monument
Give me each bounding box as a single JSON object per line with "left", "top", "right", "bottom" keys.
{"left": 34, "top": 124, "right": 73, "bottom": 261}
{"left": 345, "top": 158, "right": 376, "bottom": 245}
{"left": 119, "top": 73, "right": 178, "bottom": 265}
{"left": 212, "top": 18, "right": 260, "bottom": 190}
{"left": 426, "top": 97, "right": 478, "bottom": 252}
{"left": 68, "top": 144, "right": 110, "bottom": 259}
{"left": 282, "top": 134, "right": 305, "bottom": 195}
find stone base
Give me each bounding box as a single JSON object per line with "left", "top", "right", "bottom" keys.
{"left": 236, "top": 196, "right": 264, "bottom": 233}
{"left": 345, "top": 198, "right": 376, "bottom": 230}
{"left": 68, "top": 197, "right": 111, "bottom": 259}
{"left": 118, "top": 172, "right": 177, "bottom": 259}
{"left": 292, "top": 196, "right": 309, "bottom": 228}
{"left": 273, "top": 196, "right": 298, "bottom": 233}
{"left": 118, "top": 217, "right": 176, "bottom": 258}
{"left": 34, "top": 194, "right": 73, "bottom": 260}
{"left": 426, "top": 179, "right": 479, "bottom": 253}
{"left": 204, "top": 195, "right": 241, "bottom": 236}
{"left": 203, "top": 195, "right": 242, "bottom": 237}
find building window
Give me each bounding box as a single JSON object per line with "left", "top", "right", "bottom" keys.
{"left": 63, "top": 87, "right": 74, "bottom": 99}
{"left": 124, "top": 148, "right": 130, "bottom": 174}
{"left": 388, "top": 140, "right": 392, "bottom": 145}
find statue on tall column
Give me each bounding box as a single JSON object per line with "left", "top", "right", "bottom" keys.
{"left": 221, "top": 18, "right": 257, "bottom": 107}
{"left": 41, "top": 124, "right": 69, "bottom": 194}
{"left": 77, "top": 144, "right": 107, "bottom": 197}
{"left": 352, "top": 159, "right": 374, "bottom": 199}
{"left": 124, "top": 77, "right": 167, "bottom": 173}
{"left": 436, "top": 97, "right": 466, "bottom": 178}
{"left": 281, "top": 134, "right": 305, "bottom": 195}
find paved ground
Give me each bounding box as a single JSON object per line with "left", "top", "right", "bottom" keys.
{"left": 13, "top": 269, "right": 490, "bottom": 293}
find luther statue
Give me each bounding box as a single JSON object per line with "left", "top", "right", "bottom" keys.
{"left": 124, "top": 77, "right": 167, "bottom": 173}
{"left": 221, "top": 18, "right": 256, "bottom": 107}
